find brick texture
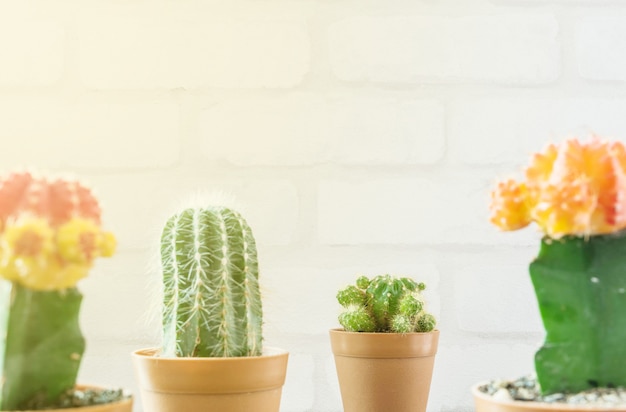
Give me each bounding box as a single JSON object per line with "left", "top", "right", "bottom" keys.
{"left": 449, "top": 98, "right": 626, "bottom": 165}
{"left": 89, "top": 173, "right": 298, "bottom": 251}
{"left": 78, "top": 18, "right": 310, "bottom": 89}
{"left": 329, "top": 15, "right": 560, "bottom": 84}
{"left": 0, "top": 19, "right": 63, "bottom": 87}
{"left": 199, "top": 95, "right": 444, "bottom": 165}
{"left": 0, "top": 99, "right": 179, "bottom": 170}
{"left": 578, "top": 16, "right": 626, "bottom": 81}
{"left": 317, "top": 176, "right": 538, "bottom": 246}
{"left": 454, "top": 263, "right": 543, "bottom": 333}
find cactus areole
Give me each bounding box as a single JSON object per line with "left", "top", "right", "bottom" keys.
{"left": 160, "top": 206, "right": 263, "bottom": 358}
{"left": 0, "top": 171, "right": 116, "bottom": 410}
{"left": 337, "top": 275, "right": 436, "bottom": 334}
{"left": 490, "top": 137, "right": 626, "bottom": 395}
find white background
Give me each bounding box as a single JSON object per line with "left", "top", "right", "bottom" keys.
{"left": 0, "top": 0, "right": 621, "bottom": 410}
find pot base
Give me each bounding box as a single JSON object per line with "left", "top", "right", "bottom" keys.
{"left": 473, "top": 382, "right": 626, "bottom": 412}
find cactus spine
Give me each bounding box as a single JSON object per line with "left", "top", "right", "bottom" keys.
{"left": 337, "top": 274, "right": 436, "bottom": 333}
{"left": 0, "top": 172, "right": 115, "bottom": 410}
{"left": 161, "top": 206, "right": 262, "bottom": 358}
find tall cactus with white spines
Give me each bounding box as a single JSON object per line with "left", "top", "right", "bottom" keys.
{"left": 161, "top": 206, "right": 263, "bottom": 358}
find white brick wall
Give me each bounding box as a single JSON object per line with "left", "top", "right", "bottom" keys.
{"left": 449, "top": 98, "right": 626, "bottom": 166}
{"left": 0, "top": 18, "right": 64, "bottom": 87}
{"left": 87, "top": 173, "right": 299, "bottom": 250}
{"left": 198, "top": 95, "right": 445, "bottom": 165}
{"left": 0, "top": 99, "right": 179, "bottom": 170}
{"left": 329, "top": 15, "right": 560, "bottom": 84}
{"left": 578, "top": 15, "right": 626, "bottom": 81}
{"left": 1, "top": 1, "right": 623, "bottom": 411}
{"left": 78, "top": 15, "right": 310, "bottom": 89}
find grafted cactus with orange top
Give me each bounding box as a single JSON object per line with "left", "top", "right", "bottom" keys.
{"left": 490, "top": 137, "right": 626, "bottom": 395}
{"left": 0, "top": 171, "right": 116, "bottom": 410}
{"left": 490, "top": 138, "right": 626, "bottom": 239}
{"left": 0, "top": 171, "right": 115, "bottom": 291}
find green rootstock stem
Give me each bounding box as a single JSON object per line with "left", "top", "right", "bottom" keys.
{"left": 530, "top": 232, "right": 626, "bottom": 394}
{"left": 1, "top": 283, "right": 85, "bottom": 410}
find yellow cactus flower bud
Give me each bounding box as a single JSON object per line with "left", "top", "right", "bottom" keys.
{"left": 0, "top": 256, "right": 22, "bottom": 282}
{"left": 55, "top": 264, "right": 90, "bottom": 290}
{"left": 490, "top": 179, "right": 531, "bottom": 231}
{"left": 56, "top": 218, "right": 101, "bottom": 264}
{"left": 15, "top": 258, "right": 89, "bottom": 291}
{"left": 3, "top": 218, "right": 54, "bottom": 259}
{"left": 99, "top": 231, "right": 116, "bottom": 258}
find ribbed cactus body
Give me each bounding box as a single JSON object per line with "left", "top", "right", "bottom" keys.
{"left": 1, "top": 285, "right": 85, "bottom": 410}
{"left": 531, "top": 232, "right": 626, "bottom": 394}
{"left": 161, "top": 206, "right": 262, "bottom": 358}
{"left": 337, "top": 275, "right": 435, "bottom": 333}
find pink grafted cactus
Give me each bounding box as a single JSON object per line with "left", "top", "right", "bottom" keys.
{"left": 0, "top": 171, "right": 101, "bottom": 229}
{"left": 0, "top": 171, "right": 114, "bottom": 291}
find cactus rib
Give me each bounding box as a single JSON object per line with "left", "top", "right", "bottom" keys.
{"left": 161, "top": 206, "right": 262, "bottom": 358}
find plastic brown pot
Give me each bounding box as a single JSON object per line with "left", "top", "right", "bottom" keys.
{"left": 329, "top": 328, "right": 439, "bottom": 412}
{"left": 4, "top": 385, "right": 133, "bottom": 412}
{"left": 132, "top": 347, "right": 288, "bottom": 412}
{"left": 472, "top": 383, "right": 626, "bottom": 412}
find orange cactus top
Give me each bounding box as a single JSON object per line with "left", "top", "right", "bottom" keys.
{"left": 0, "top": 172, "right": 115, "bottom": 290}
{"left": 490, "top": 138, "right": 626, "bottom": 239}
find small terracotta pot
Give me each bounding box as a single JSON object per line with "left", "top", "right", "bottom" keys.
{"left": 472, "top": 382, "right": 626, "bottom": 412}
{"left": 329, "top": 328, "right": 439, "bottom": 412}
{"left": 5, "top": 385, "right": 133, "bottom": 412}
{"left": 132, "top": 347, "right": 288, "bottom": 412}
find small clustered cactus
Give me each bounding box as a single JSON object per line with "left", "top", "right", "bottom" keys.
{"left": 337, "top": 274, "right": 436, "bottom": 333}
{"left": 160, "top": 206, "right": 263, "bottom": 358}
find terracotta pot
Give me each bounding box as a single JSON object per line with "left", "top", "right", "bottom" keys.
{"left": 132, "top": 347, "right": 288, "bottom": 412}
{"left": 472, "top": 383, "right": 626, "bottom": 412}
{"left": 329, "top": 328, "right": 439, "bottom": 412}
{"left": 4, "top": 385, "right": 133, "bottom": 412}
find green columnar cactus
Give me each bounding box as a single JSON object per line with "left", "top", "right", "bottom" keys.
{"left": 530, "top": 233, "right": 626, "bottom": 394}
{"left": 337, "top": 275, "right": 436, "bottom": 333}
{"left": 160, "top": 206, "right": 263, "bottom": 358}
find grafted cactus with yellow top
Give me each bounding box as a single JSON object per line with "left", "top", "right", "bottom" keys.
{"left": 490, "top": 137, "right": 626, "bottom": 395}
{"left": 0, "top": 171, "right": 116, "bottom": 410}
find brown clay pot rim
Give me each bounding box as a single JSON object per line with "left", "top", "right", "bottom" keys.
{"left": 132, "top": 346, "right": 288, "bottom": 361}
{"left": 329, "top": 328, "right": 439, "bottom": 358}
{"left": 132, "top": 346, "right": 289, "bottom": 394}
{"left": 472, "top": 382, "right": 626, "bottom": 411}
{"left": 329, "top": 328, "right": 439, "bottom": 337}
{"left": 6, "top": 384, "right": 133, "bottom": 412}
